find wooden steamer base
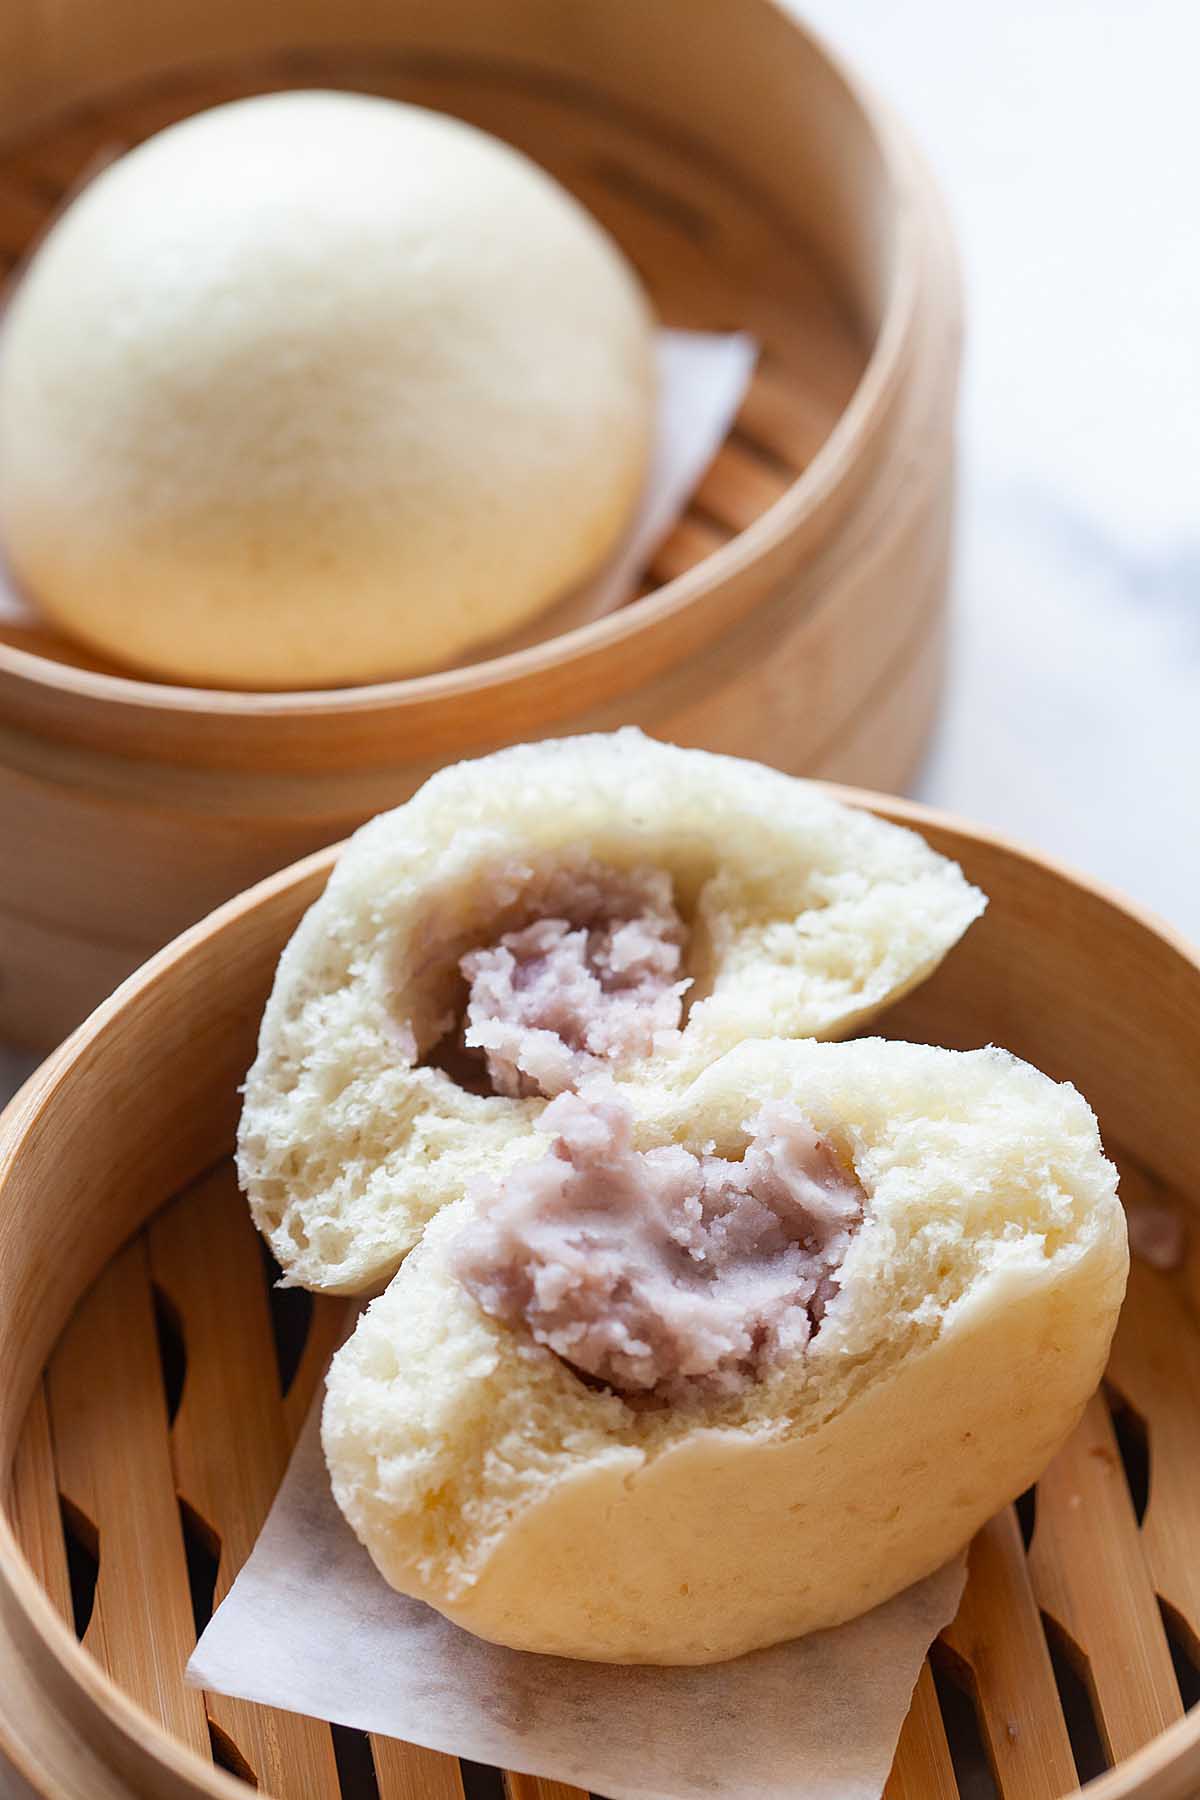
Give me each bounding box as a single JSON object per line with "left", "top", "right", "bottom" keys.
{"left": 0, "top": 0, "right": 961, "bottom": 1050}
{"left": 0, "top": 796, "right": 1198, "bottom": 1800}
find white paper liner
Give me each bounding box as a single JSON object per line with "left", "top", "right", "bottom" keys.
{"left": 578, "top": 329, "right": 759, "bottom": 617}
{"left": 189, "top": 1397, "right": 965, "bottom": 1800}
{"left": 0, "top": 329, "right": 758, "bottom": 651}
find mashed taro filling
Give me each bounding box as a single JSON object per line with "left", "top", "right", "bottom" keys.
{"left": 459, "top": 863, "right": 688, "bottom": 1099}
{"left": 452, "top": 1091, "right": 865, "bottom": 1403}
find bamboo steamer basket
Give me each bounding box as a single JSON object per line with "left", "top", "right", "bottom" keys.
{"left": 0, "top": 0, "right": 962, "bottom": 1053}
{"left": 1, "top": 792, "right": 1199, "bottom": 1800}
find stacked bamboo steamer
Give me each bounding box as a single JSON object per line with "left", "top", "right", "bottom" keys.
{"left": 0, "top": 0, "right": 963, "bottom": 1049}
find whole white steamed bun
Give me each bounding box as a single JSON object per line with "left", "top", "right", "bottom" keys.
{"left": 0, "top": 91, "right": 655, "bottom": 687}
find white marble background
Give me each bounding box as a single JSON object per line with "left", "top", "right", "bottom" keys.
{"left": 3, "top": 3, "right": 1197, "bottom": 1102}
{"left": 797, "top": 0, "right": 1200, "bottom": 935}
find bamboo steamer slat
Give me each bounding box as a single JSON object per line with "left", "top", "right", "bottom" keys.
{"left": 0, "top": 0, "right": 963, "bottom": 1051}
{"left": 1, "top": 794, "right": 1199, "bottom": 1800}
{"left": 884, "top": 1661, "right": 957, "bottom": 1800}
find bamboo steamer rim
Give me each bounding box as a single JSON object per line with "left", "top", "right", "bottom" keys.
{"left": 1, "top": 788, "right": 1199, "bottom": 1800}
{"left": 0, "top": 0, "right": 927, "bottom": 760}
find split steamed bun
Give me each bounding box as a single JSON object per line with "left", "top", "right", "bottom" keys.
{"left": 0, "top": 91, "right": 654, "bottom": 687}
{"left": 322, "top": 1037, "right": 1128, "bottom": 1664}
{"left": 238, "top": 731, "right": 985, "bottom": 1293}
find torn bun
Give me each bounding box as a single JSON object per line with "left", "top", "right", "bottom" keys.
{"left": 322, "top": 1037, "right": 1127, "bottom": 1663}
{"left": 239, "top": 731, "right": 984, "bottom": 1293}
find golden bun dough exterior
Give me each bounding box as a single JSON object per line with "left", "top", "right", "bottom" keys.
{"left": 322, "top": 1038, "right": 1128, "bottom": 1663}
{"left": 238, "top": 732, "right": 985, "bottom": 1293}
{"left": 0, "top": 91, "right": 653, "bottom": 686}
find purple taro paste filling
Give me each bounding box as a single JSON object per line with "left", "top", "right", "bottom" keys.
{"left": 452, "top": 1091, "right": 865, "bottom": 1404}
{"left": 459, "top": 864, "right": 688, "bottom": 1099}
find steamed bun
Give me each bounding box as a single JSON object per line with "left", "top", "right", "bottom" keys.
{"left": 237, "top": 731, "right": 985, "bottom": 1293}
{"left": 323, "top": 1037, "right": 1127, "bottom": 1664}
{"left": 0, "top": 91, "right": 654, "bottom": 687}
